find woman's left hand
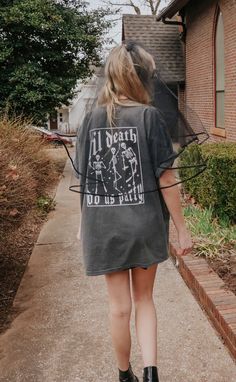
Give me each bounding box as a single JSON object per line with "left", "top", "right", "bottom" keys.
{"left": 176, "top": 228, "right": 193, "bottom": 256}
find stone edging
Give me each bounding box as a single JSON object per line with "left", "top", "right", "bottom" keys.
{"left": 169, "top": 244, "right": 236, "bottom": 361}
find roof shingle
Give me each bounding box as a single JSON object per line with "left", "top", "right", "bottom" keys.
{"left": 122, "top": 14, "right": 185, "bottom": 84}
{"left": 156, "top": 0, "right": 190, "bottom": 21}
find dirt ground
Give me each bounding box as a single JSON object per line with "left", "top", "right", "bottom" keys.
{"left": 206, "top": 252, "right": 236, "bottom": 295}
{"left": 0, "top": 146, "right": 68, "bottom": 334}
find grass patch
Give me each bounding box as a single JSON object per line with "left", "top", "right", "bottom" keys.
{"left": 37, "top": 195, "right": 56, "bottom": 215}
{"left": 184, "top": 205, "right": 236, "bottom": 259}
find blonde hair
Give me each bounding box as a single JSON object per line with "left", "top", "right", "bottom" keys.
{"left": 97, "top": 42, "right": 155, "bottom": 126}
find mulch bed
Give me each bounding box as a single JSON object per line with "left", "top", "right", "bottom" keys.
{"left": 0, "top": 147, "right": 67, "bottom": 334}
{"left": 206, "top": 253, "right": 236, "bottom": 295}
{"left": 0, "top": 210, "right": 46, "bottom": 332}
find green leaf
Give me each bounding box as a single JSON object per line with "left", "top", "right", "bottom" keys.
{"left": 0, "top": 0, "right": 111, "bottom": 123}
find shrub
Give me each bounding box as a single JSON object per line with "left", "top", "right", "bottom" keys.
{"left": 0, "top": 147, "right": 37, "bottom": 231}
{"left": 0, "top": 116, "right": 56, "bottom": 194}
{"left": 0, "top": 116, "right": 57, "bottom": 250}
{"left": 179, "top": 142, "right": 236, "bottom": 222}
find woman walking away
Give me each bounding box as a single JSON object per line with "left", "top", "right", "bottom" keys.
{"left": 74, "top": 41, "right": 193, "bottom": 382}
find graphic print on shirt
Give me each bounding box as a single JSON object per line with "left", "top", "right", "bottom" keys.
{"left": 86, "top": 127, "right": 145, "bottom": 207}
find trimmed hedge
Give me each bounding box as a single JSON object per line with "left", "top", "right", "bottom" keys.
{"left": 179, "top": 142, "right": 236, "bottom": 222}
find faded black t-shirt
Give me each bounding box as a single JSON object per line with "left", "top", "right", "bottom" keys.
{"left": 74, "top": 104, "right": 176, "bottom": 276}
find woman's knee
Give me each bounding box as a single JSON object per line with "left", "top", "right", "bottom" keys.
{"left": 131, "top": 265, "right": 157, "bottom": 304}
{"left": 105, "top": 270, "right": 132, "bottom": 319}
{"left": 109, "top": 301, "right": 132, "bottom": 319}
{"left": 132, "top": 289, "right": 154, "bottom": 305}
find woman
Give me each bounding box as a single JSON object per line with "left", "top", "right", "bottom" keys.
{"left": 74, "top": 41, "right": 193, "bottom": 382}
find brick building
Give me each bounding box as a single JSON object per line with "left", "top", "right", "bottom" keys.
{"left": 157, "top": 0, "right": 236, "bottom": 141}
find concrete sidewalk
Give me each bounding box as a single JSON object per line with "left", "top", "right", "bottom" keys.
{"left": 0, "top": 160, "right": 235, "bottom": 382}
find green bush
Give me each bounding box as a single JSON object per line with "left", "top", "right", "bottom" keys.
{"left": 179, "top": 142, "right": 236, "bottom": 222}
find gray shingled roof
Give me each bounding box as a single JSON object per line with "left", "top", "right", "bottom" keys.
{"left": 122, "top": 15, "right": 185, "bottom": 84}
{"left": 156, "top": 0, "right": 190, "bottom": 21}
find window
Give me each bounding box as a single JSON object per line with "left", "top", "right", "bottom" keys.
{"left": 215, "top": 10, "right": 225, "bottom": 131}
{"left": 59, "top": 112, "right": 63, "bottom": 123}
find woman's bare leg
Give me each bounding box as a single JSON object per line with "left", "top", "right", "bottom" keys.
{"left": 105, "top": 269, "right": 132, "bottom": 371}
{"left": 131, "top": 264, "right": 158, "bottom": 367}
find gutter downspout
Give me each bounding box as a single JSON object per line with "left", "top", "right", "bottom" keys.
{"left": 158, "top": 11, "right": 186, "bottom": 42}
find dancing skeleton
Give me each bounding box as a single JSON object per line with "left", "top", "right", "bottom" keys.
{"left": 121, "top": 143, "right": 138, "bottom": 187}
{"left": 108, "top": 147, "right": 122, "bottom": 193}
{"left": 89, "top": 154, "right": 107, "bottom": 194}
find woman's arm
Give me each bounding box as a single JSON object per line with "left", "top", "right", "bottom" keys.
{"left": 159, "top": 169, "right": 193, "bottom": 256}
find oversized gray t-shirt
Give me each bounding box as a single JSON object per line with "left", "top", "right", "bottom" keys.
{"left": 74, "top": 104, "right": 176, "bottom": 276}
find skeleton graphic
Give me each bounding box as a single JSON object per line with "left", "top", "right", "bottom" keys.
{"left": 121, "top": 142, "right": 138, "bottom": 186}
{"left": 89, "top": 154, "right": 107, "bottom": 194}
{"left": 108, "top": 147, "right": 122, "bottom": 193}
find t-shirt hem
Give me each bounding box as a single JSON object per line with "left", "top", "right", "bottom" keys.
{"left": 85, "top": 256, "right": 169, "bottom": 276}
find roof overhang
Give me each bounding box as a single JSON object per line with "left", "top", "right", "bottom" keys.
{"left": 156, "top": 0, "right": 190, "bottom": 21}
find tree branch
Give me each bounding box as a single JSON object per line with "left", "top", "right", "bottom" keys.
{"left": 154, "top": 0, "right": 162, "bottom": 14}
{"left": 104, "top": 0, "right": 140, "bottom": 14}
{"left": 146, "top": 0, "right": 155, "bottom": 14}
{"left": 129, "top": 0, "right": 141, "bottom": 14}
{"left": 103, "top": 0, "right": 162, "bottom": 15}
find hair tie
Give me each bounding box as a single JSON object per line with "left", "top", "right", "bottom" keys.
{"left": 123, "top": 41, "right": 133, "bottom": 52}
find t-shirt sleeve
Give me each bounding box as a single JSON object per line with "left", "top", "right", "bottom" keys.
{"left": 145, "top": 106, "right": 177, "bottom": 178}
{"left": 74, "top": 111, "right": 91, "bottom": 180}
{"left": 74, "top": 127, "right": 81, "bottom": 180}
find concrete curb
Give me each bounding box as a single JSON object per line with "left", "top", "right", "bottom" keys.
{"left": 169, "top": 244, "right": 236, "bottom": 361}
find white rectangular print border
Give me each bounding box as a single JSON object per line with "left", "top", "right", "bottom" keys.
{"left": 86, "top": 127, "right": 145, "bottom": 207}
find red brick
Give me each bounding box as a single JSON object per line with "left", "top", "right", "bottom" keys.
{"left": 197, "top": 278, "right": 224, "bottom": 285}
{"left": 221, "top": 312, "right": 236, "bottom": 319}
{"left": 199, "top": 286, "right": 220, "bottom": 293}
{"left": 207, "top": 289, "right": 231, "bottom": 296}
{"left": 213, "top": 296, "right": 236, "bottom": 303}
{"left": 218, "top": 307, "right": 236, "bottom": 314}
{"left": 217, "top": 304, "right": 236, "bottom": 310}
{"left": 223, "top": 316, "right": 236, "bottom": 324}
{"left": 184, "top": 0, "right": 236, "bottom": 141}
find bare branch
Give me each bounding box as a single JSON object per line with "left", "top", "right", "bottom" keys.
{"left": 154, "top": 0, "right": 162, "bottom": 14}
{"left": 105, "top": 1, "right": 132, "bottom": 6}
{"left": 103, "top": 0, "right": 162, "bottom": 15}
{"left": 129, "top": 0, "right": 141, "bottom": 14}
{"left": 146, "top": 0, "right": 155, "bottom": 14}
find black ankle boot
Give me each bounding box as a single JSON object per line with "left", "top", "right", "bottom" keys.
{"left": 142, "top": 366, "right": 159, "bottom": 382}
{"left": 119, "top": 363, "right": 139, "bottom": 382}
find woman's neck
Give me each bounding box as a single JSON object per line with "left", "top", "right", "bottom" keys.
{"left": 118, "top": 94, "right": 128, "bottom": 100}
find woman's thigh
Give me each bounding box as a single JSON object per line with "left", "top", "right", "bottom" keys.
{"left": 105, "top": 269, "right": 132, "bottom": 315}
{"left": 131, "top": 264, "right": 158, "bottom": 303}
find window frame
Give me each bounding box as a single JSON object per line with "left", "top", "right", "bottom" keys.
{"left": 212, "top": 6, "right": 226, "bottom": 138}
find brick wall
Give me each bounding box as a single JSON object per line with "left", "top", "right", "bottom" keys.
{"left": 184, "top": 0, "right": 236, "bottom": 141}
